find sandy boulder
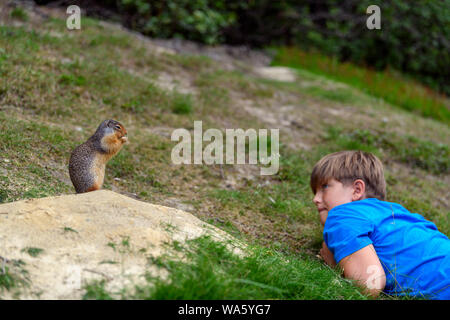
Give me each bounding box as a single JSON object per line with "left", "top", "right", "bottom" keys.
{"left": 0, "top": 190, "right": 240, "bottom": 299}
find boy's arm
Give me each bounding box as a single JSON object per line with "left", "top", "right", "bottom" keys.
{"left": 320, "top": 241, "right": 337, "bottom": 267}
{"left": 339, "top": 244, "right": 386, "bottom": 298}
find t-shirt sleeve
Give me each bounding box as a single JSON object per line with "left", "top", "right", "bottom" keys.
{"left": 323, "top": 208, "right": 374, "bottom": 264}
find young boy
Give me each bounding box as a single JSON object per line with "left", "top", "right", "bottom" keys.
{"left": 310, "top": 150, "right": 450, "bottom": 299}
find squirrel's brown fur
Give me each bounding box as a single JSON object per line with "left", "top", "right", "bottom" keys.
{"left": 69, "top": 119, "right": 128, "bottom": 193}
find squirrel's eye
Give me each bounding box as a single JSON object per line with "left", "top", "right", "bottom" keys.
{"left": 114, "top": 125, "right": 121, "bottom": 130}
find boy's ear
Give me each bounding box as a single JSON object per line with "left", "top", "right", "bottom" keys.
{"left": 352, "top": 179, "right": 366, "bottom": 201}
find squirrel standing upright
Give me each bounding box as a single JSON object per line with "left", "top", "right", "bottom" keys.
{"left": 69, "top": 119, "right": 128, "bottom": 193}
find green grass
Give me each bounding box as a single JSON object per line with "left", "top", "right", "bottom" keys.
{"left": 166, "top": 54, "right": 214, "bottom": 72}
{"left": 10, "top": 8, "right": 28, "bottom": 21}
{"left": 0, "top": 259, "right": 30, "bottom": 298}
{"left": 83, "top": 236, "right": 374, "bottom": 300}
{"left": 0, "top": 192, "right": 7, "bottom": 203}
{"left": 0, "top": 114, "right": 74, "bottom": 202}
{"left": 272, "top": 47, "right": 450, "bottom": 124}
{"left": 209, "top": 180, "right": 323, "bottom": 254}
{"left": 63, "top": 227, "right": 78, "bottom": 233}
{"left": 59, "top": 74, "right": 87, "bottom": 86}
{"left": 306, "top": 86, "right": 357, "bottom": 104}
{"left": 21, "top": 247, "right": 44, "bottom": 258}
{"left": 323, "top": 127, "right": 449, "bottom": 175}
{"left": 196, "top": 70, "right": 275, "bottom": 101}
{"left": 171, "top": 91, "right": 193, "bottom": 114}
{"left": 83, "top": 280, "right": 113, "bottom": 300}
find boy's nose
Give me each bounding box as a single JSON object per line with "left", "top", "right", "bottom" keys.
{"left": 313, "top": 192, "right": 322, "bottom": 206}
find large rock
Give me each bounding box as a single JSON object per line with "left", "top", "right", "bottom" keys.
{"left": 0, "top": 190, "right": 240, "bottom": 299}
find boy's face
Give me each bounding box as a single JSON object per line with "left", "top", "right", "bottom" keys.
{"left": 313, "top": 178, "right": 355, "bottom": 226}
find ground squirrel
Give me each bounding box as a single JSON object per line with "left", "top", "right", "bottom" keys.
{"left": 69, "top": 119, "right": 128, "bottom": 193}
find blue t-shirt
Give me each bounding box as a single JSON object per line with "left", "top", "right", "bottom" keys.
{"left": 324, "top": 198, "right": 450, "bottom": 300}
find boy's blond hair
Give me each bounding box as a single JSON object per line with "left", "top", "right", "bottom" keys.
{"left": 310, "top": 150, "right": 386, "bottom": 200}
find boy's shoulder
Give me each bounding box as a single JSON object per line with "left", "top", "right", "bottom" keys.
{"left": 330, "top": 198, "right": 406, "bottom": 215}
{"left": 327, "top": 198, "right": 414, "bottom": 226}
{"left": 328, "top": 198, "right": 434, "bottom": 230}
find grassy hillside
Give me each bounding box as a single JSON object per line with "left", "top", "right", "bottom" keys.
{"left": 0, "top": 5, "right": 448, "bottom": 299}
{"left": 272, "top": 47, "right": 450, "bottom": 124}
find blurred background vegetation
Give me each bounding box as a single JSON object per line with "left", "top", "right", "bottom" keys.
{"left": 34, "top": 0, "right": 450, "bottom": 98}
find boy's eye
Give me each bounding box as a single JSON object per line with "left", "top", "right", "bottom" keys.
{"left": 322, "top": 184, "right": 329, "bottom": 189}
